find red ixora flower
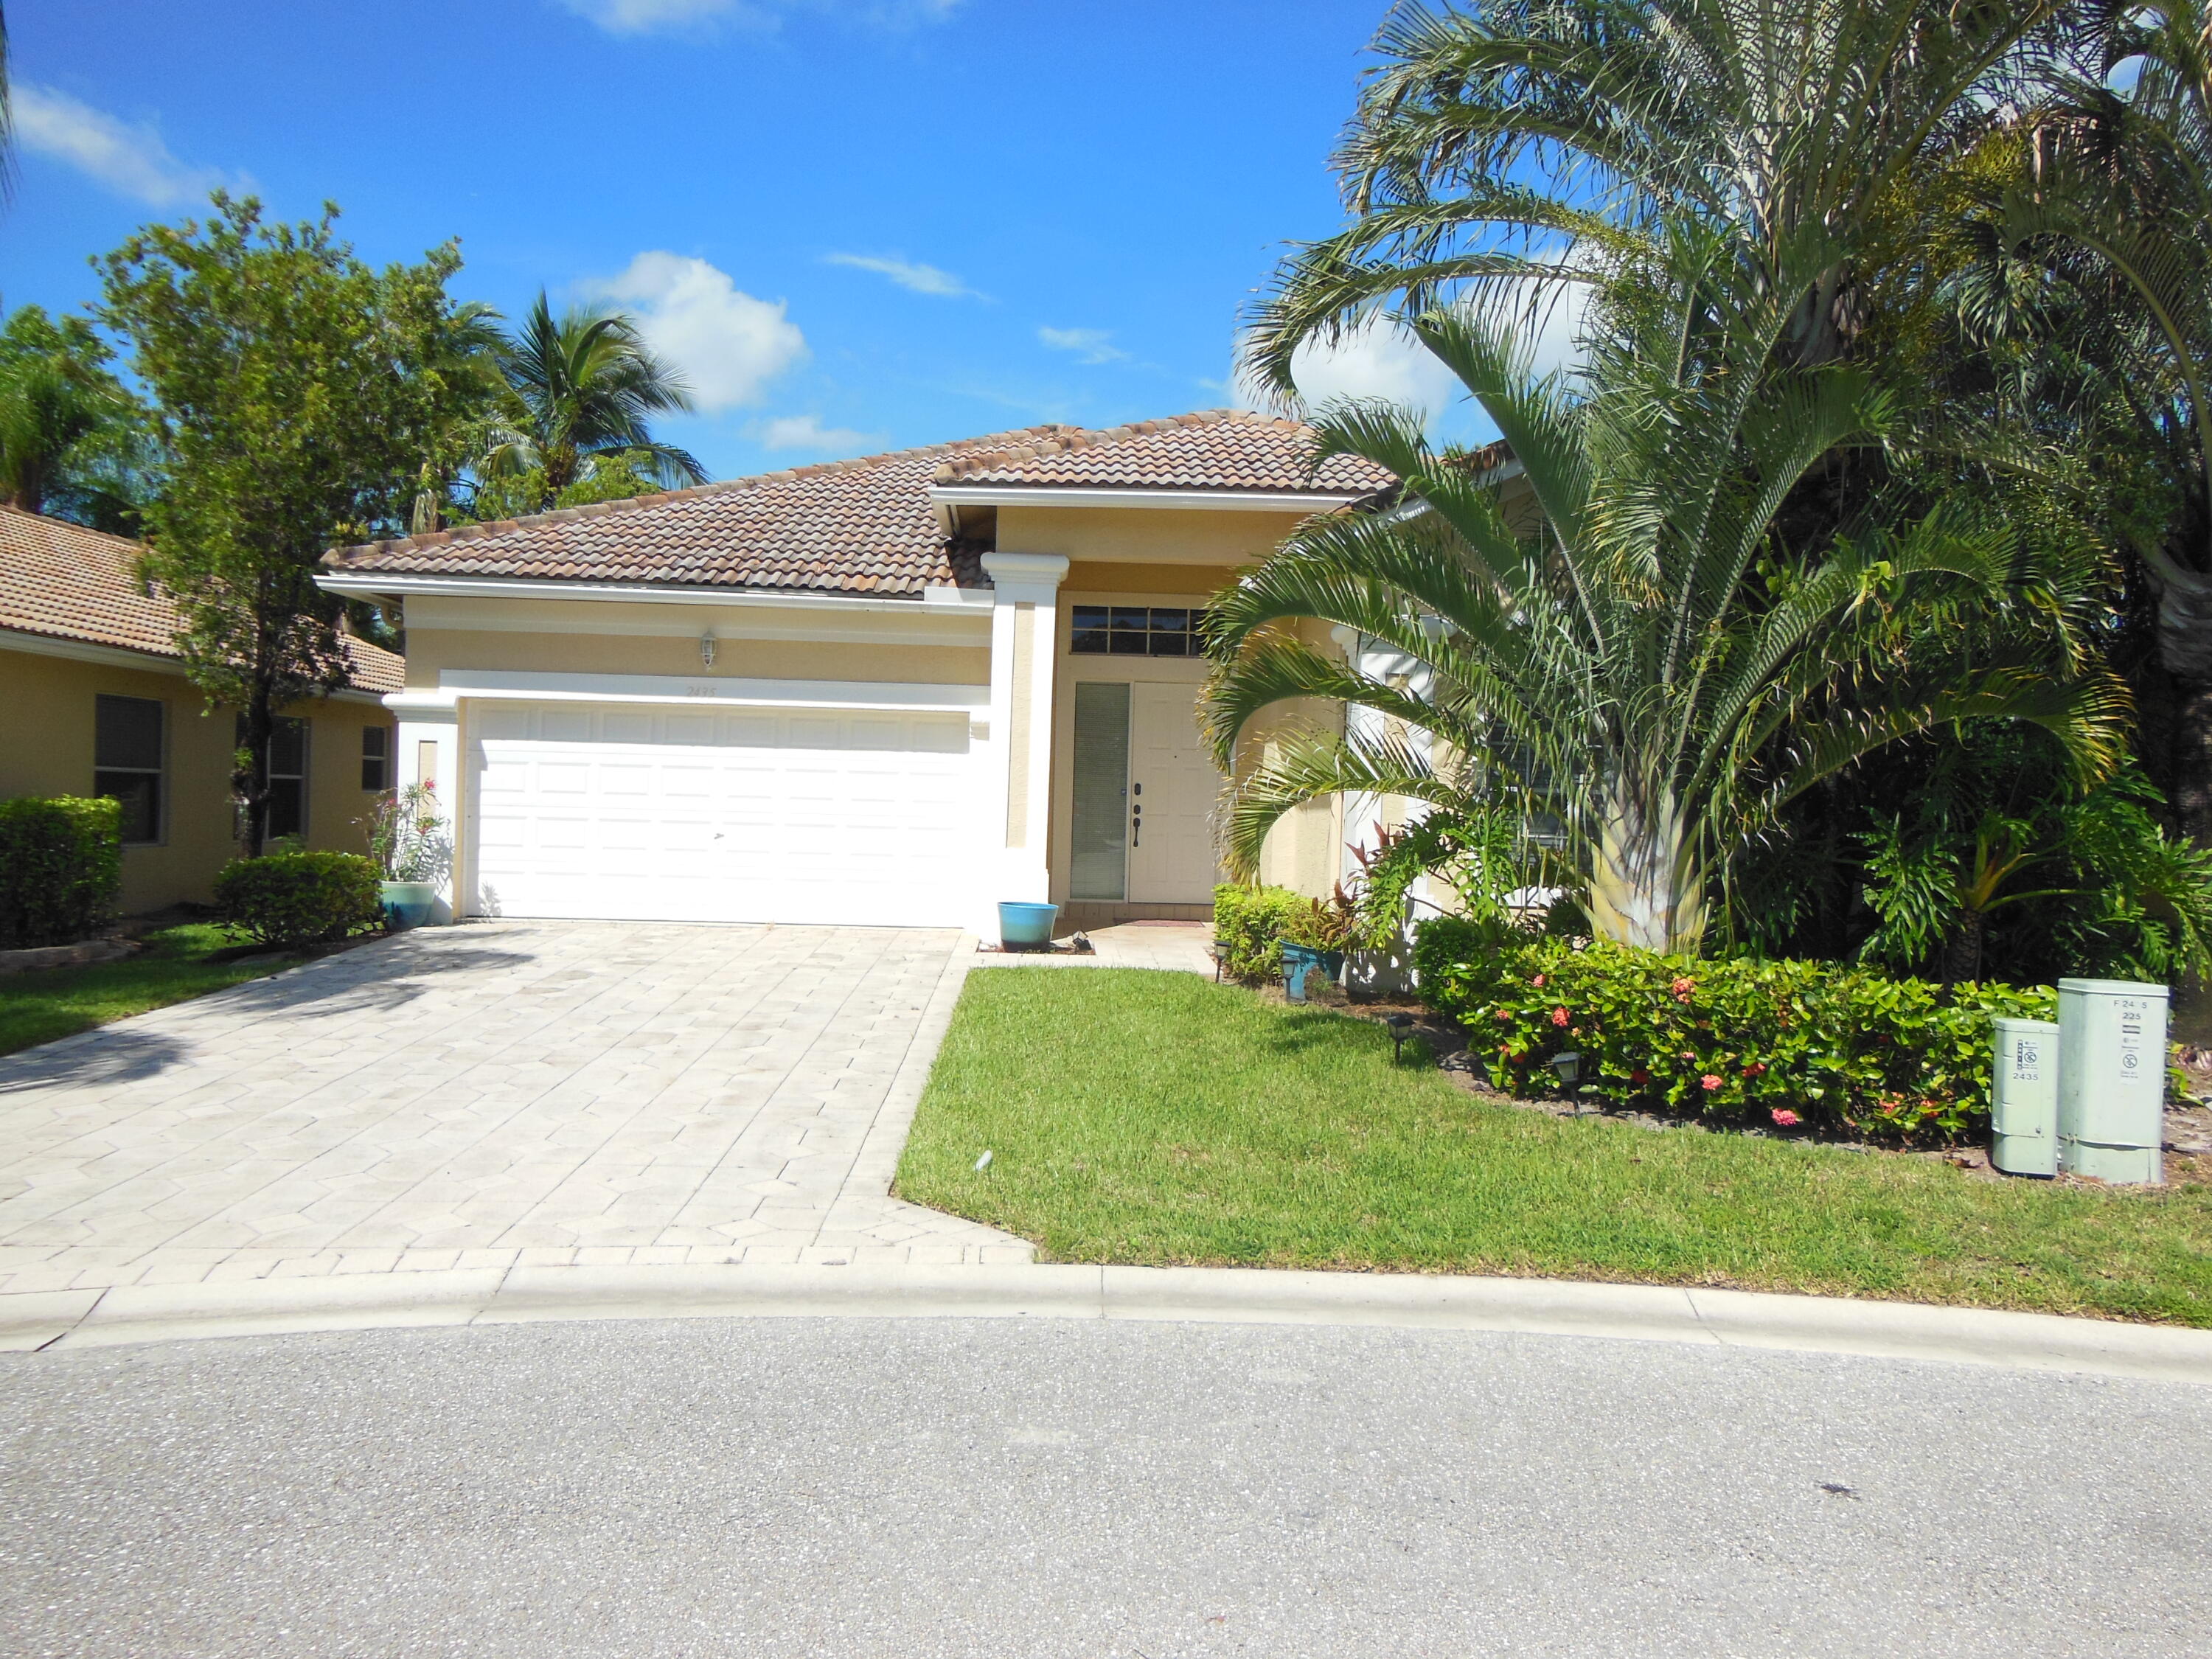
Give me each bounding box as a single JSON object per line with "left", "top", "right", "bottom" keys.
{"left": 1743, "top": 1062, "right": 1767, "bottom": 1077}
{"left": 1770, "top": 1108, "right": 1802, "bottom": 1127}
{"left": 1630, "top": 1068, "right": 1651, "bottom": 1085}
{"left": 1495, "top": 1009, "right": 1512, "bottom": 1022}
{"left": 1700, "top": 1074, "right": 1723, "bottom": 1092}
{"left": 1551, "top": 1007, "right": 1571, "bottom": 1027}
{"left": 1670, "top": 976, "right": 1696, "bottom": 1002}
{"left": 1531, "top": 974, "right": 1546, "bottom": 988}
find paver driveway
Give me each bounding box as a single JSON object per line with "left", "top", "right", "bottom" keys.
{"left": 0, "top": 921, "right": 1028, "bottom": 1296}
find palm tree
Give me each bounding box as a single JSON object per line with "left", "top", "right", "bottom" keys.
{"left": 476, "top": 291, "right": 705, "bottom": 512}
{"left": 1240, "top": 0, "right": 2079, "bottom": 399}
{"left": 1205, "top": 239, "right": 2124, "bottom": 953}
{"left": 0, "top": 304, "right": 149, "bottom": 529}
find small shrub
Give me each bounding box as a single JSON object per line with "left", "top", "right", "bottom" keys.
{"left": 214, "top": 851, "right": 384, "bottom": 948}
{"left": 1413, "top": 919, "right": 2056, "bottom": 1142}
{"left": 0, "top": 795, "right": 122, "bottom": 948}
{"left": 1213, "top": 883, "right": 1308, "bottom": 981}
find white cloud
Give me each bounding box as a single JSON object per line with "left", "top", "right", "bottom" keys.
{"left": 13, "top": 83, "right": 229, "bottom": 207}
{"left": 823, "top": 253, "right": 984, "bottom": 299}
{"left": 756, "top": 414, "right": 884, "bottom": 455}
{"left": 558, "top": 0, "right": 960, "bottom": 33}
{"left": 588, "top": 252, "right": 807, "bottom": 413}
{"left": 1037, "top": 326, "right": 1128, "bottom": 366}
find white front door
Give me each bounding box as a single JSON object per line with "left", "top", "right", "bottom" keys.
{"left": 1126, "top": 681, "right": 1224, "bottom": 902}
{"left": 467, "top": 700, "right": 978, "bottom": 925}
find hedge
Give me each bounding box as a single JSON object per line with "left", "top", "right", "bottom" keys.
{"left": 214, "top": 851, "right": 385, "bottom": 948}
{"left": 0, "top": 795, "right": 122, "bottom": 949}
{"left": 1413, "top": 919, "right": 2056, "bottom": 1142}
{"left": 1213, "top": 883, "right": 1310, "bottom": 981}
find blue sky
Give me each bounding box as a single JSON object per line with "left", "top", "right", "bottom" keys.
{"left": 4, "top": 0, "right": 1482, "bottom": 481}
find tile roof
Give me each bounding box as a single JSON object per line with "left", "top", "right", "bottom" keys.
{"left": 935, "top": 409, "right": 1399, "bottom": 495}
{"left": 322, "top": 411, "right": 1396, "bottom": 596}
{"left": 0, "top": 505, "right": 403, "bottom": 695}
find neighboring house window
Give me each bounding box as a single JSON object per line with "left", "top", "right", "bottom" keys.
{"left": 237, "top": 715, "right": 310, "bottom": 840}
{"left": 1070, "top": 605, "right": 1206, "bottom": 657}
{"left": 361, "top": 725, "right": 392, "bottom": 790}
{"left": 94, "top": 695, "right": 164, "bottom": 845}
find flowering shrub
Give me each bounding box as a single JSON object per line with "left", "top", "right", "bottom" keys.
{"left": 1412, "top": 920, "right": 2057, "bottom": 1142}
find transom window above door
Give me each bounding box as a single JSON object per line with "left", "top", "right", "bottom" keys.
{"left": 1069, "top": 605, "right": 1207, "bottom": 658}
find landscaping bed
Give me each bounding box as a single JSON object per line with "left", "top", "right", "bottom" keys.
{"left": 895, "top": 968, "right": 2212, "bottom": 1326}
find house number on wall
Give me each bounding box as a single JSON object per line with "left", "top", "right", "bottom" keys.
{"left": 2008, "top": 1037, "right": 2043, "bottom": 1083}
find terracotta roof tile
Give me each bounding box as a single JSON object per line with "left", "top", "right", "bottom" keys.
{"left": 323, "top": 411, "right": 1396, "bottom": 594}
{"left": 0, "top": 505, "right": 403, "bottom": 695}
{"left": 936, "top": 409, "right": 1399, "bottom": 495}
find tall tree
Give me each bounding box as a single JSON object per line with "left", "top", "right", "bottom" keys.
{"left": 1241, "top": 0, "right": 2079, "bottom": 397}
{"left": 0, "top": 304, "right": 152, "bottom": 530}
{"left": 99, "top": 194, "right": 478, "bottom": 855}
{"left": 475, "top": 291, "right": 703, "bottom": 512}
{"left": 1205, "top": 237, "right": 2124, "bottom": 952}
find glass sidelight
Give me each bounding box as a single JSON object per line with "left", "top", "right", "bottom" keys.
{"left": 1071, "top": 681, "right": 1131, "bottom": 900}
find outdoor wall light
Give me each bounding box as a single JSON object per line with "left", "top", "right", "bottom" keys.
{"left": 700, "top": 630, "right": 717, "bottom": 668}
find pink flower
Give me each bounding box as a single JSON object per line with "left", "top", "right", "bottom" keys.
{"left": 1670, "top": 976, "right": 1696, "bottom": 1003}
{"left": 1495, "top": 1009, "right": 1512, "bottom": 1021}
{"left": 1531, "top": 974, "right": 1546, "bottom": 988}
{"left": 1771, "top": 1108, "right": 1802, "bottom": 1127}
{"left": 1551, "top": 1007, "right": 1571, "bottom": 1028}
{"left": 1700, "top": 1074, "right": 1723, "bottom": 1092}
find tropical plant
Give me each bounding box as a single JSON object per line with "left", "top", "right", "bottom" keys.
{"left": 99, "top": 194, "right": 484, "bottom": 857}
{"left": 361, "top": 783, "right": 445, "bottom": 883}
{"left": 1240, "top": 0, "right": 2081, "bottom": 397}
{"left": 0, "top": 304, "right": 154, "bottom": 531}
{"left": 1203, "top": 233, "right": 2126, "bottom": 954}
{"left": 473, "top": 291, "right": 704, "bottom": 513}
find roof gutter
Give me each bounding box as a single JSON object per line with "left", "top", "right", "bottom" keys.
{"left": 315, "top": 572, "right": 992, "bottom": 614}
{"left": 927, "top": 485, "right": 1373, "bottom": 513}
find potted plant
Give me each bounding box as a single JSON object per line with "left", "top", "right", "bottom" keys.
{"left": 362, "top": 784, "right": 445, "bottom": 929}
{"left": 1280, "top": 891, "right": 1356, "bottom": 1002}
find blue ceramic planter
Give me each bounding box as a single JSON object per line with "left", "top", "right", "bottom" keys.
{"left": 997, "top": 900, "right": 1060, "bottom": 950}
{"left": 380, "top": 880, "right": 437, "bottom": 931}
{"left": 1281, "top": 942, "right": 1345, "bottom": 1001}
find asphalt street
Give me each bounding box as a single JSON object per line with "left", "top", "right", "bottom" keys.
{"left": 1, "top": 1315, "right": 2205, "bottom": 1658}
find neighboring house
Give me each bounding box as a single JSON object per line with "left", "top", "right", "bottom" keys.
{"left": 315, "top": 410, "right": 1398, "bottom": 933}
{"left": 0, "top": 505, "right": 405, "bottom": 914}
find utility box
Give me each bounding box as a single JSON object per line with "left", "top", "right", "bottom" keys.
{"left": 2056, "top": 979, "right": 2170, "bottom": 1186}
{"left": 1990, "top": 1017, "right": 2059, "bottom": 1177}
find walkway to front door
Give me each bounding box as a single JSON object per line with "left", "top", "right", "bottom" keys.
{"left": 0, "top": 922, "right": 1029, "bottom": 1297}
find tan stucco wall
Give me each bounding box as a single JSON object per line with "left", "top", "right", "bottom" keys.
{"left": 403, "top": 627, "right": 988, "bottom": 689}
{"left": 998, "top": 505, "right": 1311, "bottom": 568}
{"left": 0, "top": 645, "right": 393, "bottom": 914}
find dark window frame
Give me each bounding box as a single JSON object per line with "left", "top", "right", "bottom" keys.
{"left": 361, "top": 725, "right": 392, "bottom": 791}
{"left": 1070, "top": 605, "right": 1207, "bottom": 658}
{"left": 237, "top": 714, "right": 311, "bottom": 841}
{"left": 94, "top": 694, "right": 166, "bottom": 846}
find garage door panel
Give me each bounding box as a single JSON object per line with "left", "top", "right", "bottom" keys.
{"left": 468, "top": 699, "right": 978, "bottom": 925}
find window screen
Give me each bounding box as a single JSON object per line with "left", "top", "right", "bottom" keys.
{"left": 94, "top": 695, "right": 164, "bottom": 844}
{"left": 361, "top": 725, "right": 391, "bottom": 790}
{"left": 1069, "top": 605, "right": 1205, "bottom": 657}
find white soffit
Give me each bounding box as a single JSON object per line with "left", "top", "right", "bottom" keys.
{"left": 436, "top": 669, "right": 989, "bottom": 712}
{"left": 395, "top": 592, "right": 989, "bottom": 647}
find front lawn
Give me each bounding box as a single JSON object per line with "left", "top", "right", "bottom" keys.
{"left": 897, "top": 969, "right": 2212, "bottom": 1326}
{"left": 0, "top": 925, "right": 292, "bottom": 1058}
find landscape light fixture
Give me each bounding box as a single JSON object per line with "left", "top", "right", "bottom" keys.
{"left": 1550, "top": 1050, "right": 1581, "bottom": 1086}
{"left": 1385, "top": 1012, "right": 1415, "bottom": 1063}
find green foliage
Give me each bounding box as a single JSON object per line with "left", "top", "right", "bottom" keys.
{"left": 0, "top": 924, "right": 297, "bottom": 1059}
{"left": 461, "top": 448, "right": 675, "bottom": 524}
{"left": 0, "top": 302, "right": 155, "bottom": 532}
{"left": 212, "top": 851, "right": 383, "bottom": 947}
{"left": 97, "top": 194, "right": 481, "bottom": 856}
{"left": 360, "top": 784, "right": 445, "bottom": 882}
{"left": 1211, "top": 883, "right": 1308, "bottom": 981}
{"left": 0, "top": 796, "right": 122, "bottom": 949}
{"left": 1413, "top": 922, "right": 2055, "bottom": 1144}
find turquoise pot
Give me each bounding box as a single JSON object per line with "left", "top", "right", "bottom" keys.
{"left": 380, "top": 880, "right": 437, "bottom": 930}
{"left": 1281, "top": 943, "right": 1345, "bottom": 1001}
{"left": 997, "top": 901, "right": 1060, "bottom": 950}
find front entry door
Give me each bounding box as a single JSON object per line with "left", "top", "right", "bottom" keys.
{"left": 1127, "top": 681, "right": 1224, "bottom": 902}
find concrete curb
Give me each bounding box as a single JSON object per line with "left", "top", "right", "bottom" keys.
{"left": 10, "top": 1262, "right": 2211, "bottom": 1382}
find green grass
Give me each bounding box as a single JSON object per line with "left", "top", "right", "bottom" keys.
{"left": 897, "top": 969, "right": 2212, "bottom": 1326}
{"left": 0, "top": 925, "right": 291, "bottom": 1057}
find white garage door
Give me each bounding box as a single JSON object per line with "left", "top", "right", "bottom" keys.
{"left": 468, "top": 700, "right": 979, "bottom": 926}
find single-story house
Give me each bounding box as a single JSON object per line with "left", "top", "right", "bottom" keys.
{"left": 0, "top": 505, "right": 405, "bottom": 914}
{"left": 315, "top": 410, "right": 1400, "bottom": 934}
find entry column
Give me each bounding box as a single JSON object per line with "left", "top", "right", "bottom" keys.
{"left": 979, "top": 552, "right": 1069, "bottom": 929}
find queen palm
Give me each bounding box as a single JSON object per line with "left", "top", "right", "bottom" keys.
{"left": 477, "top": 291, "right": 705, "bottom": 511}
{"left": 1205, "top": 239, "right": 2123, "bottom": 951}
